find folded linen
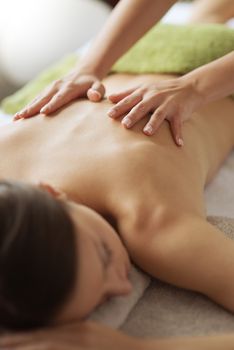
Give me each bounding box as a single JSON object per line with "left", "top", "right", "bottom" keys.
{"left": 113, "top": 23, "right": 234, "bottom": 74}
{"left": 89, "top": 265, "right": 150, "bottom": 328}
{"left": 1, "top": 23, "right": 234, "bottom": 114}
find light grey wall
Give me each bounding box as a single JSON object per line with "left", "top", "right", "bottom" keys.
{"left": 0, "top": 0, "right": 111, "bottom": 103}
{"left": 0, "top": 0, "right": 111, "bottom": 86}
{"left": 0, "top": 68, "right": 18, "bottom": 102}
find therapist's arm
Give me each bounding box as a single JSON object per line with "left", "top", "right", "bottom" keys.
{"left": 77, "top": 0, "right": 176, "bottom": 79}
{"left": 181, "top": 51, "right": 234, "bottom": 103}
{"left": 108, "top": 51, "right": 234, "bottom": 146}
{"left": 15, "top": 0, "right": 176, "bottom": 119}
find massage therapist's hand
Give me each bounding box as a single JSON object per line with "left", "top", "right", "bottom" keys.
{"left": 14, "top": 70, "right": 105, "bottom": 120}
{"left": 0, "top": 321, "right": 143, "bottom": 350}
{"left": 108, "top": 77, "right": 203, "bottom": 147}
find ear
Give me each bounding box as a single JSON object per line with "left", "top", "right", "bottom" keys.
{"left": 38, "top": 182, "right": 67, "bottom": 200}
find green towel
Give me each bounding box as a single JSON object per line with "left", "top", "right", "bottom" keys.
{"left": 2, "top": 23, "right": 234, "bottom": 114}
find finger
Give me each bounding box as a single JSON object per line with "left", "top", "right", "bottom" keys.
{"left": 108, "top": 92, "right": 143, "bottom": 119}
{"left": 14, "top": 84, "right": 58, "bottom": 120}
{"left": 87, "top": 81, "right": 105, "bottom": 102}
{"left": 143, "top": 105, "right": 167, "bottom": 136}
{"left": 108, "top": 87, "right": 138, "bottom": 103}
{"left": 0, "top": 329, "right": 68, "bottom": 348}
{"left": 5, "top": 345, "right": 49, "bottom": 350}
{"left": 6, "top": 346, "right": 39, "bottom": 350}
{"left": 0, "top": 330, "right": 85, "bottom": 349}
{"left": 170, "top": 116, "right": 184, "bottom": 146}
{"left": 0, "top": 332, "right": 33, "bottom": 347}
{"left": 6, "top": 343, "right": 74, "bottom": 350}
{"left": 121, "top": 96, "right": 154, "bottom": 128}
{"left": 40, "top": 85, "right": 83, "bottom": 115}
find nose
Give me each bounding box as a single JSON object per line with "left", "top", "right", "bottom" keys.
{"left": 111, "top": 280, "right": 133, "bottom": 297}
{"left": 108, "top": 271, "right": 133, "bottom": 297}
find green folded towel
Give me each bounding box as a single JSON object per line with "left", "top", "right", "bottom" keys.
{"left": 112, "top": 23, "right": 234, "bottom": 73}
{"left": 2, "top": 23, "right": 234, "bottom": 114}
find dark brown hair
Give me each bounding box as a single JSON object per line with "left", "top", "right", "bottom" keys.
{"left": 0, "top": 180, "right": 77, "bottom": 331}
{"left": 102, "top": 0, "right": 119, "bottom": 7}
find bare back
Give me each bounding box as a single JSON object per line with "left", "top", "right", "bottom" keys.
{"left": 0, "top": 73, "right": 233, "bottom": 231}
{"left": 1, "top": 73, "right": 234, "bottom": 309}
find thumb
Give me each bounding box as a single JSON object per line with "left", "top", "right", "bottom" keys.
{"left": 87, "top": 81, "right": 105, "bottom": 102}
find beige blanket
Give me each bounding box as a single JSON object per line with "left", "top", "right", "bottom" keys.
{"left": 205, "top": 151, "right": 234, "bottom": 219}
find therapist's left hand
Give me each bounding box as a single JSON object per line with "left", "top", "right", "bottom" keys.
{"left": 107, "top": 77, "right": 203, "bottom": 147}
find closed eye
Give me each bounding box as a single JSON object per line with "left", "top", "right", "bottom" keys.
{"left": 101, "top": 242, "right": 113, "bottom": 268}
{"left": 93, "top": 240, "right": 113, "bottom": 271}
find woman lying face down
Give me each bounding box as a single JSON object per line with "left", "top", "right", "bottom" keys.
{"left": 0, "top": 181, "right": 132, "bottom": 331}
{"left": 0, "top": 71, "right": 233, "bottom": 334}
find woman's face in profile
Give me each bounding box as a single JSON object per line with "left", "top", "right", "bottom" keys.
{"left": 53, "top": 201, "right": 133, "bottom": 324}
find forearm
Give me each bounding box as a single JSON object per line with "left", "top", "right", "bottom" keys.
{"left": 139, "top": 334, "right": 234, "bottom": 350}
{"left": 78, "top": 0, "right": 176, "bottom": 78}
{"left": 190, "top": 0, "right": 234, "bottom": 23}
{"left": 181, "top": 51, "right": 234, "bottom": 104}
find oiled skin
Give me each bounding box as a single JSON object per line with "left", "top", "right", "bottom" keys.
{"left": 0, "top": 73, "right": 234, "bottom": 310}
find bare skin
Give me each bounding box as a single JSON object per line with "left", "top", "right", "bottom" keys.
{"left": 15, "top": 0, "right": 234, "bottom": 146}
{"left": 3, "top": 320, "right": 234, "bottom": 350}
{"left": 190, "top": 0, "right": 234, "bottom": 24}
{"left": 0, "top": 72, "right": 234, "bottom": 348}
{"left": 4, "top": 2, "right": 234, "bottom": 349}
{"left": 1, "top": 71, "right": 234, "bottom": 310}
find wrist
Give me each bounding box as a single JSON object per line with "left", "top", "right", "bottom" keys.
{"left": 179, "top": 73, "right": 207, "bottom": 108}
{"left": 76, "top": 59, "right": 107, "bottom": 81}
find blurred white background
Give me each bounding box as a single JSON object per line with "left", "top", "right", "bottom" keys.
{"left": 0, "top": 0, "right": 233, "bottom": 101}
{"left": 0, "top": 0, "right": 111, "bottom": 99}
{"left": 0, "top": 0, "right": 191, "bottom": 100}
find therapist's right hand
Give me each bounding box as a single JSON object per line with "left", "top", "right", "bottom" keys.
{"left": 14, "top": 70, "right": 105, "bottom": 120}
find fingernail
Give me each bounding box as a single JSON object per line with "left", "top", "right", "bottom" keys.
{"left": 122, "top": 118, "right": 131, "bottom": 128}
{"left": 144, "top": 125, "right": 153, "bottom": 135}
{"left": 90, "top": 89, "right": 101, "bottom": 97}
{"left": 177, "top": 138, "right": 184, "bottom": 146}
{"left": 40, "top": 107, "right": 47, "bottom": 113}
{"left": 108, "top": 110, "right": 117, "bottom": 118}
{"left": 13, "top": 112, "right": 23, "bottom": 121}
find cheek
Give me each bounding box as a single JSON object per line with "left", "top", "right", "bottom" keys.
{"left": 78, "top": 256, "right": 105, "bottom": 314}
{"left": 60, "top": 242, "right": 106, "bottom": 322}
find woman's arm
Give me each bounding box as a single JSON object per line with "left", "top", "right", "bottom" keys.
{"left": 1, "top": 321, "right": 234, "bottom": 350}
{"left": 145, "top": 334, "right": 234, "bottom": 350}
{"left": 15, "top": 0, "right": 176, "bottom": 119}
